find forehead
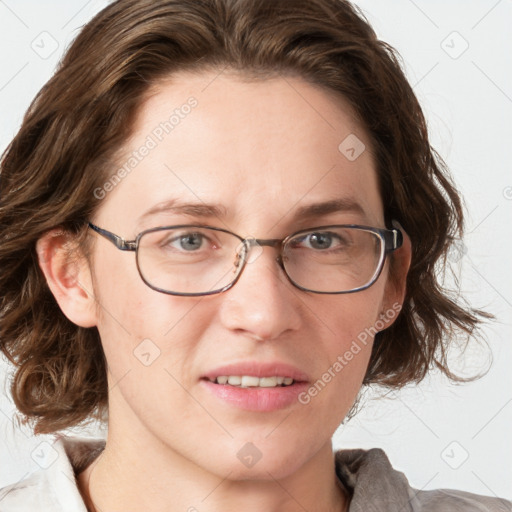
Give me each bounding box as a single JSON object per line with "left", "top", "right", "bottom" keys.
{"left": 97, "top": 70, "right": 384, "bottom": 233}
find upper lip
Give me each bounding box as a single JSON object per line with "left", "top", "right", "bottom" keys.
{"left": 202, "top": 361, "right": 310, "bottom": 382}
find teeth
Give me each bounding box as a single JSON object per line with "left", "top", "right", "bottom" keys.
{"left": 241, "top": 376, "right": 260, "bottom": 387}
{"left": 227, "top": 376, "right": 242, "bottom": 386}
{"left": 210, "top": 375, "right": 296, "bottom": 387}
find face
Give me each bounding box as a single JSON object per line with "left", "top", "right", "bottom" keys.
{"left": 84, "top": 70, "right": 403, "bottom": 480}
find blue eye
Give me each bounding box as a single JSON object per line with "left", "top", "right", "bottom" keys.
{"left": 292, "top": 231, "right": 346, "bottom": 251}
{"left": 161, "top": 231, "right": 208, "bottom": 252}
{"left": 175, "top": 233, "right": 204, "bottom": 251}
{"left": 306, "top": 232, "right": 335, "bottom": 250}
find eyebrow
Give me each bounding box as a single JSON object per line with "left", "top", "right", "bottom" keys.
{"left": 139, "top": 200, "right": 227, "bottom": 222}
{"left": 138, "top": 197, "right": 366, "bottom": 223}
{"left": 294, "top": 198, "right": 365, "bottom": 220}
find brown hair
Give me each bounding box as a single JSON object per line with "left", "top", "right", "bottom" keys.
{"left": 0, "top": 0, "right": 488, "bottom": 434}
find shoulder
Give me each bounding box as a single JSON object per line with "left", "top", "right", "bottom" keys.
{"left": 415, "top": 487, "right": 512, "bottom": 511}
{"left": 0, "top": 435, "right": 105, "bottom": 512}
{"left": 335, "top": 447, "right": 511, "bottom": 512}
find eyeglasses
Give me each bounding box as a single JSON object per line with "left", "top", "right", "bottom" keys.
{"left": 88, "top": 222, "right": 403, "bottom": 296}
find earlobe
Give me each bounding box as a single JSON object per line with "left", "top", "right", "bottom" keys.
{"left": 36, "top": 228, "right": 97, "bottom": 328}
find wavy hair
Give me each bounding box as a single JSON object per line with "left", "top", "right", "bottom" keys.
{"left": 0, "top": 0, "right": 488, "bottom": 434}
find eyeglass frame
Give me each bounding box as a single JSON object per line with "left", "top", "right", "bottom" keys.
{"left": 88, "top": 222, "right": 403, "bottom": 296}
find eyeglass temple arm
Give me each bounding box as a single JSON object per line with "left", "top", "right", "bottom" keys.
{"left": 88, "top": 223, "right": 137, "bottom": 251}
{"left": 385, "top": 228, "right": 403, "bottom": 252}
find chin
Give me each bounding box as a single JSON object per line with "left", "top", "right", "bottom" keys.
{"left": 211, "top": 439, "right": 309, "bottom": 481}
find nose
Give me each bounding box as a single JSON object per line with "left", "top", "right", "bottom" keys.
{"left": 218, "top": 245, "right": 303, "bottom": 341}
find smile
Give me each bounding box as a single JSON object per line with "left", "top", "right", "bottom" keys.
{"left": 207, "top": 375, "right": 295, "bottom": 387}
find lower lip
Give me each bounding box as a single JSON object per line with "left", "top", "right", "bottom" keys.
{"left": 200, "top": 379, "right": 309, "bottom": 412}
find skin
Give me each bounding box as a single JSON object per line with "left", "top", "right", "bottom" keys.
{"left": 37, "top": 70, "right": 411, "bottom": 512}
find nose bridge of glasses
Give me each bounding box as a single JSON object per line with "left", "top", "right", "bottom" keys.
{"left": 236, "top": 237, "right": 284, "bottom": 268}
{"left": 248, "top": 237, "right": 282, "bottom": 248}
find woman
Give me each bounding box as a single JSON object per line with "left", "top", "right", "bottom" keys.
{"left": 0, "top": 0, "right": 509, "bottom": 510}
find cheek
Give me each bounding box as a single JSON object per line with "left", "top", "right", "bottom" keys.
{"left": 311, "top": 285, "right": 386, "bottom": 396}
{"left": 91, "top": 249, "right": 145, "bottom": 333}
{"left": 321, "top": 282, "right": 385, "bottom": 348}
{"left": 89, "top": 247, "right": 207, "bottom": 378}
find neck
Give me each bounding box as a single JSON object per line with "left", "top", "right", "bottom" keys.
{"left": 78, "top": 427, "right": 349, "bottom": 512}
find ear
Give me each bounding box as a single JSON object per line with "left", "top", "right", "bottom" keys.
{"left": 36, "top": 228, "right": 97, "bottom": 328}
{"left": 380, "top": 220, "right": 412, "bottom": 325}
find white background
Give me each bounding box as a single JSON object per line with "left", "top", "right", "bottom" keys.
{"left": 0, "top": 0, "right": 511, "bottom": 501}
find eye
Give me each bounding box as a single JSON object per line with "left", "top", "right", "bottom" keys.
{"left": 162, "top": 231, "right": 211, "bottom": 252}
{"left": 291, "top": 231, "right": 347, "bottom": 251}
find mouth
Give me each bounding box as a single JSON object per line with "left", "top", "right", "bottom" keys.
{"left": 200, "top": 362, "right": 310, "bottom": 411}
{"left": 205, "top": 375, "right": 296, "bottom": 387}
